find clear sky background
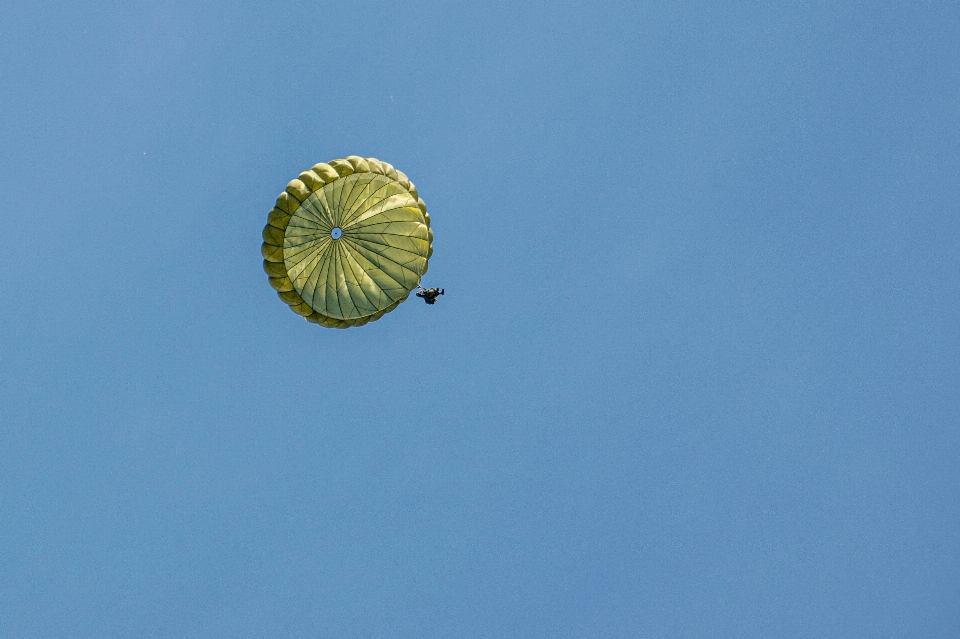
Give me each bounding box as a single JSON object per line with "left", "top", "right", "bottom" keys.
{"left": 1, "top": 1, "right": 958, "bottom": 637}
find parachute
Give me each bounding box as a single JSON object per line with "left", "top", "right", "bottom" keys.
{"left": 261, "top": 156, "right": 433, "bottom": 328}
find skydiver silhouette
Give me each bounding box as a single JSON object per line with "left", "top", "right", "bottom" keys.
{"left": 416, "top": 287, "right": 444, "bottom": 305}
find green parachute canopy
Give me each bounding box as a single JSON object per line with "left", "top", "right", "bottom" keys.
{"left": 261, "top": 157, "right": 433, "bottom": 328}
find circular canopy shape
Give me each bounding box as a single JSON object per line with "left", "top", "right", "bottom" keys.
{"left": 261, "top": 157, "right": 433, "bottom": 328}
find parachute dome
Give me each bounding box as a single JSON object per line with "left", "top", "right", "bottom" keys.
{"left": 261, "top": 157, "right": 433, "bottom": 328}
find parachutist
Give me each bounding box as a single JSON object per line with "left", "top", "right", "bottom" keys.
{"left": 416, "top": 287, "right": 444, "bottom": 305}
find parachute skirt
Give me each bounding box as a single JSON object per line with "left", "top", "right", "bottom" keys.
{"left": 261, "top": 156, "right": 433, "bottom": 328}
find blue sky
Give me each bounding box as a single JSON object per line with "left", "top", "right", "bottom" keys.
{"left": 1, "top": 1, "right": 958, "bottom": 637}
